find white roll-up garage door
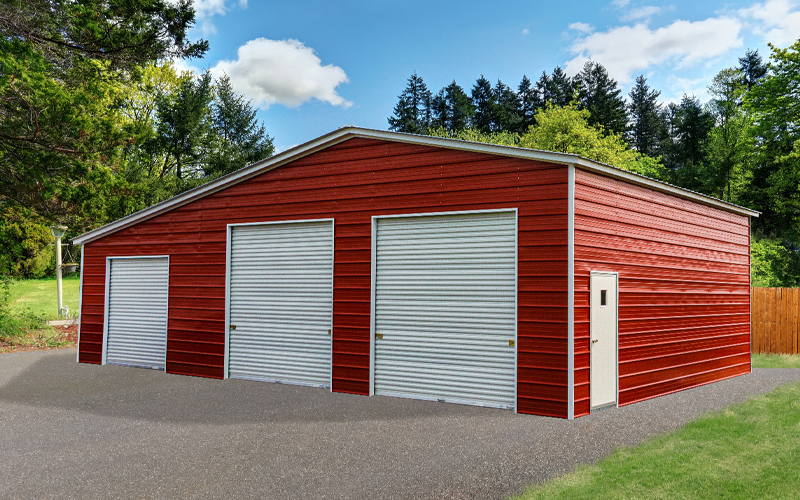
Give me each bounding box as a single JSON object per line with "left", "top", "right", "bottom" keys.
{"left": 227, "top": 220, "right": 333, "bottom": 387}
{"left": 373, "top": 210, "right": 517, "bottom": 409}
{"left": 104, "top": 256, "right": 169, "bottom": 370}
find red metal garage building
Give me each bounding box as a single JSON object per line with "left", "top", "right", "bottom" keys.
{"left": 73, "top": 127, "right": 757, "bottom": 419}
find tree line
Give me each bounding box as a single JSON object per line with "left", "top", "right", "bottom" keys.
{"left": 0, "top": 0, "right": 273, "bottom": 278}
{"left": 388, "top": 44, "right": 800, "bottom": 287}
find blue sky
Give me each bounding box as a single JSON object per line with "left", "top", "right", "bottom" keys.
{"left": 180, "top": 0, "right": 800, "bottom": 151}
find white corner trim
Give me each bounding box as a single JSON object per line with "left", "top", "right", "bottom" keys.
{"left": 567, "top": 165, "right": 575, "bottom": 420}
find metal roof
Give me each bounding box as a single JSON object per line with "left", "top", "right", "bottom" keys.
{"left": 73, "top": 126, "right": 760, "bottom": 245}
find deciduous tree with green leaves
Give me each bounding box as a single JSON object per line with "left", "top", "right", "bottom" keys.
{"left": 746, "top": 39, "right": 800, "bottom": 239}
{"left": 519, "top": 101, "right": 665, "bottom": 179}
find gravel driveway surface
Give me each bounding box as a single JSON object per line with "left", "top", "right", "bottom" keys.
{"left": 1, "top": 349, "right": 799, "bottom": 500}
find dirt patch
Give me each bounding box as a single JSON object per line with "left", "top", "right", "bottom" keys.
{"left": 0, "top": 324, "right": 78, "bottom": 353}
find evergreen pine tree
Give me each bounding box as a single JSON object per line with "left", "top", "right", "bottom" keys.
{"left": 494, "top": 80, "right": 523, "bottom": 133}
{"left": 471, "top": 75, "right": 496, "bottom": 133}
{"left": 388, "top": 72, "right": 432, "bottom": 134}
{"left": 535, "top": 67, "right": 574, "bottom": 107}
{"left": 738, "top": 49, "right": 768, "bottom": 91}
{"left": 206, "top": 73, "right": 274, "bottom": 177}
{"left": 431, "top": 81, "right": 474, "bottom": 131}
{"left": 666, "top": 95, "right": 715, "bottom": 190}
{"left": 155, "top": 71, "right": 214, "bottom": 180}
{"left": 575, "top": 61, "right": 628, "bottom": 134}
{"left": 517, "top": 75, "right": 538, "bottom": 131}
{"left": 627, "top": 75, "right": 664, "bottom": 157}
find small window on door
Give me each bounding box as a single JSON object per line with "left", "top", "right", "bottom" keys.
{"left": 600, "top": 290, "right": 607, "bottom": 306}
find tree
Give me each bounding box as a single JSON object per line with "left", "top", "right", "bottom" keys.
{"left": 388, "top": 72, "right": 432, "bottom": 134}
{"left": 206, "top": 73, "right": 274, "bottom": 177}
{"left": 427, "top": 127, "right": 520, "bottom": 147}
{"left": 0, "top": 0, "right": 206, "bottom": 220}
{"left": 471, "top": 75, "right": 496, "bottom": 133}
{"left": 703, "top": 68, "right": 754, "bottom": 202}
{"left": 518, "top": 102, "right": 666, "bottom": 179}
{"left": 738, "top": 49, "right": 768, "bottom": 91}
{"left": 494, "top": 80, "right": 523, "bottom": 133}
{"left": 535, "top": 67, "right": 574, "bottom": 107}
{"left": 745, "top": 39, "right": 800, "bottom": 238}
{"left": 431, "top": 81, "right": 474, "bottom": 131}
{"left": 0, "top": 0, "right": 207, "bottom": 69}
{"left": 575, "top": 61, "right": 628, "bottom": 134}
{"left": 627, "top": 75, "right": 664, "bottom": 158}
{"left": 517, "top": 75, "right": 538, "bottom": 131}
{"left": 663, "top": 95, "right": 715, "bottom": 190}
{"left": 154, "top": 70, "right": 214, "bottom": 181}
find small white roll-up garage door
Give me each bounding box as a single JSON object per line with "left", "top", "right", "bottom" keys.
{"left": 227, "top": 220, "right": 333, "bottom": 387}
{"left": 373, "top": 210, "right": 517, "bottom": 409}
{"left": 104, "top": 257, "right": 169, "bottom": 370}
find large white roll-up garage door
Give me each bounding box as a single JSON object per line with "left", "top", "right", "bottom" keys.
{"left": 104, "top": 257, "right": 169, "bottom": 370}
{"left": 373, "top": 210, "right": 517, "bottom": 409}
{"left": 227, "top": 220, "right": 333, "bottom": 387}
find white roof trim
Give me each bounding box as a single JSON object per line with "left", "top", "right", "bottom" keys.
{"left": 73, "top": 126, "right": 759, "bottom": 245}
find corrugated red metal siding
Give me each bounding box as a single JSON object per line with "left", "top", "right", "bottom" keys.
{"left": 78, "top": 138, "right": 570, "bottom": 417}
{"left": 572, "top": 169, "right": 751, "bottom": 417}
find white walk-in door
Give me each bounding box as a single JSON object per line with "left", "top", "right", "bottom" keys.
{"left": 373, "top": 211, "right": 517, "bottom": 409}
{"left": 104, "top": 257, "right": 169, "bottom": 370}
{"left": 590, "top": 272, "right": 618, "bottom": 409}
{"left": 227, "top": 220, "right": 333, "bottom": 387}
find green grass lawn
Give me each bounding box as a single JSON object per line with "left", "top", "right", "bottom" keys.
{"left": 752, "top": 353, "right": 800, "bottom": 369}
{"left": 516, "top": 379, "right": 800, "bottom": 500}
{"left": 6, "top": 275, "right": 80, "bottom": 319}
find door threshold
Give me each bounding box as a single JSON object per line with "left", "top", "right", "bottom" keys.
{"left": 591, "top": 402, "right": 617, "bottom": 413}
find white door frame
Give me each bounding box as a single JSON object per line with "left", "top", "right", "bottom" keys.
{"left": 369, "top": 208, "right": 518, "bottom": 410}
{"left": 223, "top": 218, "right": 335, "bottom": 386}
{"left": 589, "top": 270, "right": 619, "bottom": 410}
{"left": 102, "top": 255, "right": 170, "bottom": 367}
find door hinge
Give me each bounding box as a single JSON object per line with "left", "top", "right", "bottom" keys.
{"left": 230, "top": 325, "right": 236, "bottom": 330}
{"left": 509, "top": 339, "right": 515, "bottom": 347}
{"left": 376, "top": 333, "right": 383, "bottom": 340}
{"left": 328, "top": 329, "right": 332, "bottom": 335}
{"left": 592, "top": 339, "right": 598, "bottom": 344}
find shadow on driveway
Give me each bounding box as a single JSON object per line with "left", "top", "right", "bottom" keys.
{"left": 0, "top": 348, "right": 480, "bottom": 425}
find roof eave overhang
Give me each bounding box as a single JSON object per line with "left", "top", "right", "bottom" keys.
{"left": 73, "top": 126, "right": 760, "bottom": 245}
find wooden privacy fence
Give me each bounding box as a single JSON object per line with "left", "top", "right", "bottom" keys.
{"left": 751, "top": 287, "right": 800, "bottom": 354}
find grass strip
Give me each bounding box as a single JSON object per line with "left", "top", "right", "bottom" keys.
{"left": 752, "top": 353, "right": 800, "bottom": 369}
{"left": 515, "top": 380, "right": 800, "bottom": 500}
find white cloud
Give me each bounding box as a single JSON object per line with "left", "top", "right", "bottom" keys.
{"left": 739, "top": 0, "right": 800, "bottom": 46}
{"left": 620, "top": 6, "right": 662, "bottom": 21}
{"left": 662, "top": 75, "right": 710, "bottom": 104}
{"left": 210, "top": 38, "right": 352, "bottom": 108}
{"left": 611, "top": 0, "right": 632, "bottom": 8}
{"left": 193, "top": 0, "right": 247, "bottom": 35}
{"left": 568, "top": 22, "right": 594, "bottom": 33}
{"left": 522, "top": 28, "right": 530, "bottom": 36}
{"left": 565, "top": 17, "right": 743, "bottom": 84}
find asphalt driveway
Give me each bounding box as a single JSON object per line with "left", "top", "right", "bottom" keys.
{"left": 2, "top": 349, "right": 799, "bottom": 500}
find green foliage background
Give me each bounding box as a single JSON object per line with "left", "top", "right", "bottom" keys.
{"left": 391, "top": 41, "right": 800, "bottom": 287}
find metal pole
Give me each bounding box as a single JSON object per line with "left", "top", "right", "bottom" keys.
{"left": 50, "top": 225, "right": 67, "bottom": 319}
{"left": 55, "top": 234, "right": 63, "bottom": 318}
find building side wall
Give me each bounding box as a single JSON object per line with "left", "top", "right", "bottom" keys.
{"left": 78, "top": 138, "right": 571, "bottom": 417}
{"left": 573, "top": 169, "right": 751, "bottom": 417}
